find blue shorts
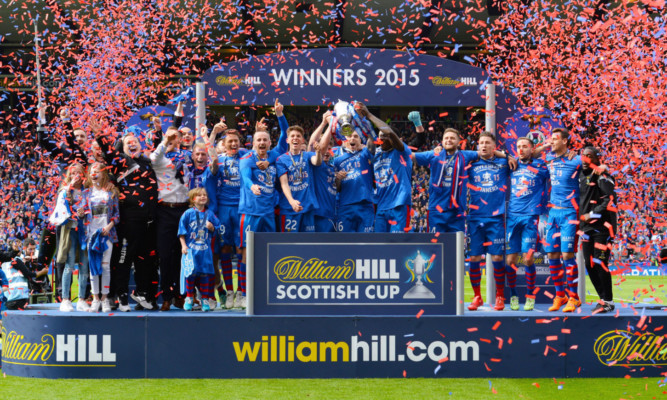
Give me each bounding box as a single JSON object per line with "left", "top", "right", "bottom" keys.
{"left": 544, "top": 208, "right": 578, "bottom": 253}
{"left": 427, "top": 209, "right": 465, "bottom": 233}
{"left": 240, "top": 213, "right": 276, "bottom": 248}
{"left": 375, "top": 205, "right": 411, "bottom": 233}
{"left": 216, "top": 205, "right": 241, "bottom": 250}
{"left": 467, "top": 215, "right": 505, "bottom": 256}
{"left": 337, "top": 201, "right": 375, "bottom": 233}
{"left": 506, "top": 213, "right": 539, "bottom": 254}
{"left": 278, "top": 210, "right": 315, "bottom": 233}
{"left": 314, "top": 215, "right": 336, "bottom": 232}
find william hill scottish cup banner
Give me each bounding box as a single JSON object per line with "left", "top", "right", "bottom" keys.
{"left": 249, "top": 233, "right": 459, "bottom": 316}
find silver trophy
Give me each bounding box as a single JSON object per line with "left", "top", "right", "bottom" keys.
{"left": 333, "top": 100, "right": 354, "bottom": 137}
{"left": 403, "top": 251, "right": 436, "bottom": 299}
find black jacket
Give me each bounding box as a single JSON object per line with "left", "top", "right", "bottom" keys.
{"left": 579, "top": 168, "right": 617, "bottom": 236}
{"left": 95, "top": 134, "right": 158, "bottom": 220}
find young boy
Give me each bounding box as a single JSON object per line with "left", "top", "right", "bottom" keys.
{"left": 178, "top": 188, "right": 221, "bottom": 312}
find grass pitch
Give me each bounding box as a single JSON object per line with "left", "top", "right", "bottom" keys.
{"left": 0, "top": 376, "right": 665, "bottom": 400}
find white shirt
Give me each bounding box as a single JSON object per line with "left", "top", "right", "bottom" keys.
{"left": 150, "top": 143, "right": 189, "bottom": 203}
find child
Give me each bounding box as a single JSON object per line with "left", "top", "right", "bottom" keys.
{"left": 178, "top": 188, "right": 220, "bottom": 312}
{"left": 82, "top": 162, "right": 120, "bottom": 313}
{"left": 54, "top": 163, "right": 90, "bottom": 312}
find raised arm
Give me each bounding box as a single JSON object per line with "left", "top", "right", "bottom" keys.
{"left": 408, "top": 111, "right": 425, "bottom": 134}
{"left": 150, "top": 128, "right": 175, "bottom": 166}
{"left": 274, "top": 99, "right": 289, "bottom": 154}
{"left": 174, "top": 100, "right": 184, "bottom": 128}
{"left": 202, "top": 125, "right": 221, "bottom": 175}
{"left": 310, "top": 142, "right": 323, "bottom": 167}
{"left": 308, "top": 111, "right": 332, "bottom": 152}
{"left": 317, "top": 114, "right": 334, "bottom": 155}
{"left": 358, "top": 103, "right": 401, "bottom": 151}
{"left": 38, "top": 108, "right": 73, "bottom": 161}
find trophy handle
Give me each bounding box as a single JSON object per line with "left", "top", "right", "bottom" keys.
{"left": 404, "top": 260, "right": 415, "bottom": 283}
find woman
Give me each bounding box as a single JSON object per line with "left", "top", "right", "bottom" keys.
{"left": 54, "top": 163, "right": 89, "bottom": 312}
{"left": 82, "top": 162, "right": 120, "bottom": 313}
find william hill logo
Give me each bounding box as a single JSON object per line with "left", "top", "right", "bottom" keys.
{"left": 215, "top": 75, "right": 261, "bottom": 86}
{"left": 2, "top": 328, "right": 116, "bottom": 366}
{"left": 594, "top": 330, "right": 667, "bottom": 366}
{"left": 430, "top": 76, "right": 477, "bottom": 87}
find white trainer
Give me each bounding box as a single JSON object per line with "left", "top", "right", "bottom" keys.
{"left": 118, "top": 303, "right": 131, "bottom": 312}
{"left": 76, "top": 300, "right": 90, "bottom": 312}
{"left": 89, "top": 299, "right": 101, "bottom": 313}
{"left": 130, "top": 293, "right": 154, "bottom": 310}
{"left": 225, "top": 292, "right": 236, "bottom": 309}
{"left": 234, "top": 293, "right": 246, "bottom": 309}
{"left": 102, "top": 299, "right": 112, "bottom": 313}
{"left": 60, "top": 300, "right": 74, "bottom": 312}
{"left": 207, "top": 298, "right": 217, "bottom": 311}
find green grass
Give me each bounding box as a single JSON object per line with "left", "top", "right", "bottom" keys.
{"left": 0, "top": 376, "right": 665, "bottom": 400}
{"left": 462, "top": 274, "right": 667, "bottom": 306}
{"left": 67, "top": 269, "right": 666, "bottom": 305}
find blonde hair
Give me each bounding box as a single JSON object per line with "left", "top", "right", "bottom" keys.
{"left": 59, "top": 162, "right": 87, "bottom": 192}
{"left": 188, "top": 187, "right": 208, "bottom": 206}
{"left": 86, "top": 162, "right": 119, "bottom": 197}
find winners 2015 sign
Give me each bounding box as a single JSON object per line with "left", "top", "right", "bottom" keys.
{"left": 248, "top": 233, "right": 461, "bottom": 316}
{"left": 201, "top": 48, "right": 494, "bottom": 108}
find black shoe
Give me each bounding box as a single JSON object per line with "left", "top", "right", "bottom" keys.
{"left": 592, "top": 302, "right": 606, "bottom": 314}
{"left": 604, "top": 301, "right": 615, "bottom": 312}
{"left": 593, "top": 301, "right": 615, "bottom": 314}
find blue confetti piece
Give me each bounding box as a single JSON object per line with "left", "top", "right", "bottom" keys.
{"left": 531, "top": 338, "right": 540, "bottom": 344}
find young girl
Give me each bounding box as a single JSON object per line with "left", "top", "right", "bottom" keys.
{"left": 178, "top": 188, "right": 220, "bottom": 312}
{"left": 54, "top": 163, "right": 90, "bottom": 312}
{"left": 82, "top": 162, "right": 120, "bottom": 313}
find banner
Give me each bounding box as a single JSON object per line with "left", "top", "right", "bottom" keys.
{"left": 3, "top": 310, "right": 665, "bottom": 379}
{"left": 1, "top": 315, "right": 144, "bottom": 378}
{"left": 612, "top": 262, "right": 666, "bottom": 276}
{"left": 250, "top": 233, "right": 461, "bottom": 316}
{"left": 202, "top": 48, "right": 518, "bottom": 122}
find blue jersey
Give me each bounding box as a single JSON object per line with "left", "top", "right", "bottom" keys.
{"left": 312, "top": 159, "right": 337, "bottom": 218}
{"left": 546, "top": 153, "right": 582, "bottom": 208}
{"left": 0, "top": 268, "right": 7, "bottom": 303}
{"left": 333, "top": 146, "right": 374, "bottom": 206}
{"left": 213, "top": 149, "right": 250, "bottom": 207}
{"left": 276, "top": 151, "right": 319, "bottom": 215}
{"left": 192, "top": 167, "right": 218, "bottom": 214}
{"left": 189, "top": 166, "right": 212, "bottom": 190}
{"left": 414, "top": 149, "right": 478, "bottom": 211}
{"left": 239, "top": 150, "right": 280, "bottom": 216}
{"left": 178, "top": 207, "right": 220, "bottom": 275}
{"left": 509, "top": 158, "right": 550, "bottom": 215}
{"left": 468, "top": 157, "right": 509, "bottom": 217}
{"left": 373, "top": 146, "right": 413, "bottom": 210}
